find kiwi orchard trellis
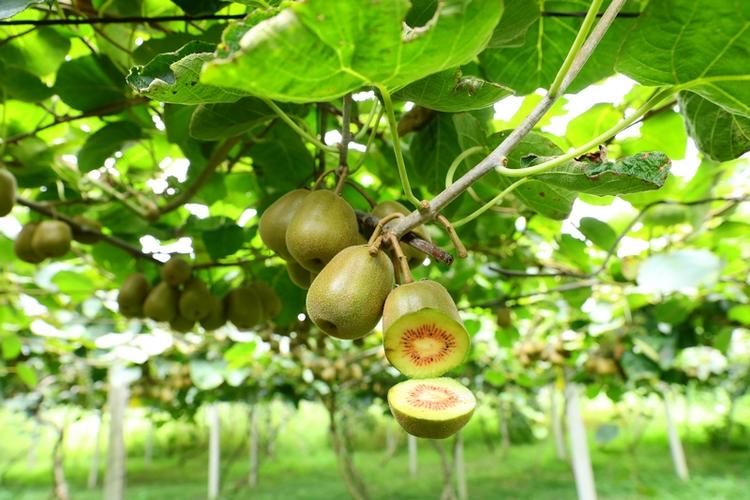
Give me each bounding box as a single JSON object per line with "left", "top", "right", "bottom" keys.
{"left": 1, "top": 1, "right": 750, "bottom": 500}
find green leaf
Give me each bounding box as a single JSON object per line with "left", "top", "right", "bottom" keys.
{"left": 53, "top": 55, "right": 128, "bottom": 112}
{"left": 566, "top": 103, "right": 621, "bottom": 147}
{"left": 16, "top": 362, "right": 37, "bottom": 388}
{"left": 636, "top": 249, "right": 722, "bottom": 294}
{"left": 1, "top": 335, "right": 22, "bottom": 360}
{"left": 484, "top": 369, "right": 507, "bottom": 387}
{"left": 171, "top": 0, "right": 227, "bottom": 15}
{"left": 533, "top": 151, "right": 672, "bottom": 196}
{"left": 0, "top": 0, "right": 42, "bottom": 18}
{"left": 127, "top": 41, "right": 246, "bottom": 104}
{"left": 728, "top": 305, "right": 750, "bottom": 326}
{"left": 409, "top": 113, "right": 465, "bottom": 194}
{"left": 617, "top": 0, "right": 750, "bottom": 117}
{"left": 489, "top": 131, "right": 577, "bottom": 220}
{"left": 579, "top": 217, "right": 616, "bottom": 250}
{"left": 78, "top": 121, "right": 142, "bottom": 172}
{"left": 394, "top": 66, "right": 512, "bottom": 112}
{"left": 201, "top": 0, "right": 504, "bottom": 101}
{"left": 678, "top": 91, "right": 750, "bottom": 162}
{"left": 201, "top": 223, "right": 245, "bottom": 260}
{"left": 189, "top": 97, "right": 278, "bottom": 140}
{"left": 0, "top": 27, "right": 70, "bottom": 77}
{"left": 480, "top": 1, "right": 639, "bottom": 95}
{"left": 0, "top": 63, "right": 53, "bottom": 102}
{"left": 249, "top": 123, "right": 316, "bottom": 193}
{"left": 487, "top": 0, "right": 539, "bottom": 48}
{"left": 51, "top": 270, "right": 95, "bottom": 299}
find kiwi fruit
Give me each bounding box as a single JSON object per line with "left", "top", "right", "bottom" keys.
{"left": 143, "top": 281, "right": 179, "bottom": 322}
{"left": 382, "top": 280, "right": 469, "bottom": 377}
{"left": 178, "top": 277, "right": 213, "bottom": 321}
{"left": 226, "top": 285, "right": 263, "bottom": 330}
{"left": 31, "top": 220, "right": 72, "bottom": 258}
{"left": 170, "top": 314, "right": 195, "bottom": 333}
{"left": 14, "top": 223, "right": 44, "bottom": 263}
{"left": 372, "top": 200, "right": 431, "bottom": 266}
{"left": 0, "top": 169, "right": 17, "bottom": 217}
{"left": 161, "top": 257, "right": 192, "bottom": 286}
{"left": 388, "top": 377, "right": 476, "bottom": 439}
{"left": 71, "top": 215, "right": 102, "bottom": 244}
{"left": 287, "top": 260, "right": 314, "bottom": 289}
{"left": 495, "top": 306, "right": 512, "bottom": 328}
{"left": 286, "top": 190, "right": 361, "bottom": 272}
{"left": 258, "top": 189, "right": 309, "bottom": 260}
{"left": 117, "top": 273, "right": 151, "bottom": 318}
{"left": 306, "top": 244, "right": 394, "bottom": 340}
{"left": 200, "top": 294, "right": 227, "bottom": 331}
{"left": 249, "top": 282, "right": 282, "bottom": 320}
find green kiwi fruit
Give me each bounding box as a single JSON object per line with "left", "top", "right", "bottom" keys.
{"left": 71, "top": 215, "right": 102, "bottom": 244}
{"left": 143, "top": 281, "right": 179, "bottom": 322}
{"left": 14, "top": 223, "right": 44, "bottom": 263}
{"left": 306, "top": 244, "right": 394, "bottom": 340}
{"left": 372, "top": 200, "right": 431, "bottom": 266}
{"left": 161, "top": 257, "right": 192, "bottom": 286}
{"left": 495, "top": 306, "right": 512, "bottom": 328}
{"left": 287, "top": 260, "right": 314, "bottom": 289}
{"left": 31, "top": 220, "right": 72, "bottom": 258}
{"left": 285, "top": 190, "right": 361, "bottom": 272}
{"left": 170, "top": 314, "right": 195, "bottom": 333}
{"left": 178, "top": 277, "right": 213, "bottom": 321}
{"left": 382, "top": 280, "right": 469, "bottom": 378}
{"left": 388, "top": 377, "right": 476, "bottom": 439}
{"left": 117, "top": 273, "right": 151, "bottom": 318}
{"left": 226, "top": 285, "right": 263, "bottom": 330}
{"left": 258, "top": 189, "right": 309, "bottom": 260}
{"left": 249, "top": 282, "right": 282, "bottom": 320}
{"left": 0, "top": 169, "right": 17, "bottom": 217}
{"left": 200, "top": 294, "right": 227, "bottom": 331}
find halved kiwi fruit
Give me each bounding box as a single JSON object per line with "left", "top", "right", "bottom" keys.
{"left": 384, "top": 310, "right": 469, "bottom": 378}
{"left": 382, "top": 280, "right": 469, "bottom": 377}
{"left": 388, "top": 377, "right": 476, "bottom": 439}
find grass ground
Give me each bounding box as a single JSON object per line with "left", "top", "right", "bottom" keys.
{"left": 0, "top": 396, "right": 747, "bottom": 499}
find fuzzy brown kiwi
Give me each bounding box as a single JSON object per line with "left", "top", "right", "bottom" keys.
{"left": 388, "top": 377, "right": 476, "bottom": 439}
{"left": 161, "top": 257, "right": 192, "bottom": 286}
{"left": 226, "top": 285, "right": 263, "bottom": 330}
{"left": 0, "top": 169, "right": 17, "bottom": 217}
{"left": 258, "top": 189, "right": 309, "bottom": 260}
{"left": 143, "top": 282, "right": 179, "bottom": 322}
{"left": 306, "top": 245, "right": 394, "bottom": 340}
{"left": 178, "top": 277, "right": 213, "bottom": 321}
{"left": 31, "top": 220, "right": 72, "bottom": 258}
{"left": 249, "top": 282, "right": 282, "bottom": 320}
{"left": 372, "top": 200, "right": 431, "bottom": 267}
{"left": 382, "top": 280, "right": 469, "bottom": 377}
{"left": 285, "top": 190, "right": 361, "bottom": 272}
{"left": 117, "top": 273, "right": 151, "bottom": 318}
{"left": 14, "top": 223, "right": 44, "bottom": 263}
{"left": 200, "top": 294, "right": 227, "bottom": 331}
{"left": 169, "top": 314, "right": 195, "bottom": 333}
{"left": 71, "top": 215, "right": 102, "bottom": 244}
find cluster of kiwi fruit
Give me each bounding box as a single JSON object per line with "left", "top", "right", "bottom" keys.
{"left": 303, "top": 357, "right": 364, "bottom": 383}
{"left": 117, "top": 256, "right": 281, "bottom": 333}
{"left": 513, "top": 338, "right": 573, "bottom": 366}
{"left": 14, "top": 220, "right": 74, "bottom": 263}
{"left": 259, "top": 187, "right": 475, "bottom": 439}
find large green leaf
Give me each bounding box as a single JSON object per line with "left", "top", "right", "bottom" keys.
{"left": 409, "top": 113, "right": 468, "bottom": 194}
{"left": 0, "top": 62, "right": 52, "bottom": 102}
{"left": 189, "top": 97, "right": 278, "bottom": 140}
{"left": 394, "top": 66, "right": 512, "bottom": 112}
{"left": 487, "top": 0, "right": 539, "bottom": 48}
{"left": 0, "top": 27, "right": 70, "bottom": 77}
{"left": 78, "top": 121, "right": 143, "bottom": 172}
{"left": 53, "top": 55, "right": 128, "bottom": 112}
{"left": 201, "top": 0, "right": 503, "bottom": 101}
{"left": 490, "top": 131, "right": 577, "bottom": 220}
{"left": 479, "top": 0, "right": 640, "bottom": 95}
{"left": 619, "top": 110, "right": 687, "bottom": 160}
{"left": 579, "top": 217, "right": 616, "bottom": 250}
{"left": 678, "top": 91, "right": 750, "bottom": 162}
{"left": 249, "top": 123, "right": 316, "bottom": 193}
{"left": 617, "top": 0, "right": 750, "bottom": 117}
{"left": 201, "top": 223, "right": 245, "bottom": 260}
{"left": 127, "top": 41, "right": 246, "bottom": 104}
{"left": 532, "top": 151, "right": 671, "bottom": 196}
{"left": 566, "top": 103, "right": 621, "bottom": 147}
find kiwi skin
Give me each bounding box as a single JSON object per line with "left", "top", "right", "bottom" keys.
{"left": 71, "top": 215, "right": 102, "bottom": 244}
{"left": 306, "top": 245, "right": 394, "bottom": 340}
{"left": 0, "top": 169, "right": 17, "bottom": 217}
{"left": 200, "top": 294, "right": 227, "bottom": 331}
{"left": 226, "top": 285, "right": 263, "bottom": 330}
{"left": 178, "top": 277, "right": 213, "bottom": 321}
{"left": 143, "top": 282, "right": 179, "bottom": 322}
{"left": 285, "top": 190, "right": 361, "bottom": 272}
{"left": 388, "top": 378, "right": 476, "bottom": 439}
{"left": 161, "top": 257, "right": 192, "bottom": 286}
{"left": 382, "top": 280, "right": 462, "bottom": 332}
{"left": 14, "top": 223, "right": 45, "bottom": 263}
{"left": 258, "top": 189, "right": 309, "bottom": 260}
{"left": 170, "top": 314, "right": 195, "bottom": 333}
{"left": 249, "top": 282, "right": 282, "bottom": 320}
{"left": 287, "top": 260, "right": 314, "bottom": 289}
{"left": 117, "top": 273, "right": 151, "bottom": 318}
{"left": 31, "top": 220, "right": 72, "bottom": 258}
